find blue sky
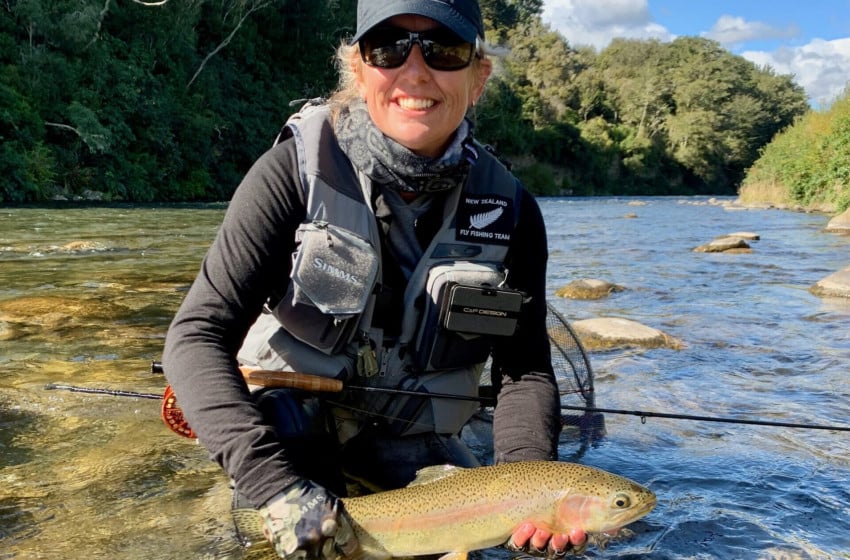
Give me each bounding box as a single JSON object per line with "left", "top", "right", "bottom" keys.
{"left": 541, "top": 0, "right": 850, "bottom": 108}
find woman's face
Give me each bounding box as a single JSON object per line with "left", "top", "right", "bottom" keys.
{"left": 354, "top": 15, "right": 492, "bottom": 158}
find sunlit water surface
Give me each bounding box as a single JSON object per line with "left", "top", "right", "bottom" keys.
{"left": 1, "top": 198, "right": 848, "bottom": 559}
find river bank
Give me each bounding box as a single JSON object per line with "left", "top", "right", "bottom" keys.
{"left": 735, "top": 180, "right": 847, "bottom": 215}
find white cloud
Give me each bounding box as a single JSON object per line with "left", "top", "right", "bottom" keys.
{"left": 571, "top": 0, "right": 650, "bottom": 27}
{"left": 742, "top": 38, "right": 850, "bottom": 107}
{"left": 702, "top": 15, "right": 799, "bottom": 47}
{"left": 541, "top": 0, "right": 672, "bottom": 49}
{"left": 541, "top": 1, "right": 849, "bottom": 108}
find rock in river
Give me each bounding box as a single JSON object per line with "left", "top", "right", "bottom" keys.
{"left": 570, "top": 317, "right": 683, "bottom": 351}
{"left": 555, "top": 279, "right": 625, "bottom": 300}
{"left": 810, "top": 266, "right": 850, "bottom": 299}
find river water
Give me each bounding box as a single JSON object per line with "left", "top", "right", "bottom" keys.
{"left": 1, "top": 198, "right": 849, "bottom": 559}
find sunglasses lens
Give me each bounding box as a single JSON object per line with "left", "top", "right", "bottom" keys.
{"left": 360, "top": 27, "right": 411, "bottom": 69}
{"left": 420, "top": 28, "right": 475, "bottom": 70}
{"left": 360, "top": 27, "right": 476, "bottom": 71}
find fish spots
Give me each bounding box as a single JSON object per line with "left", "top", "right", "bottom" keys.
{"left": 340, "top": 461, "right": 656, "bottom": 557}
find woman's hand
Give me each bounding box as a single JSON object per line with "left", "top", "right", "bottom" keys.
{"left": 259, "top": 479, "right": 358, "bottom": 560}
{"left": 507, "top": 522, "right": 588, "bottom": 557}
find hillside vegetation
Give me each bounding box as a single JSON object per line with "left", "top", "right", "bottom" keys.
{"left": 739, "top": 90, "right": 850, "bottom": 212}
{"left": 1, "top": 0, "right": 809, "bottom": 202}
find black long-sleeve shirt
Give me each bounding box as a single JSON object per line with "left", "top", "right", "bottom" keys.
{"left": 162, "top": 137, "right": 560, "bottom": 508}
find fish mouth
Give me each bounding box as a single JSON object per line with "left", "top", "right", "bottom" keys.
{"left": 587, "top": 499, "right": 657, "bottom": 547}
{"left": 631, "top": 494, "right": 657, "bottom": 520}
{"left": 604, "top": 495, "right": 657, "bottom": 530}
{"left": 634, "top": 500, "right": 656, "bottom": 518}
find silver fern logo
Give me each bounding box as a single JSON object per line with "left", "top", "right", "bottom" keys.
{"left": 458, "top": 196, "right": 511, "bottom": 243}
{"left": 470, "top": 207, "right": 503, "bottom": 229}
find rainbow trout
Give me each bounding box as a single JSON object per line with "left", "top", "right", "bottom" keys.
{"left": 233, "top": 460, "right": 656, "bottom": 560}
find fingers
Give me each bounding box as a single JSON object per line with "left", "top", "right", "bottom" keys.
{"left": 320, "top": 518, "right": 338, "bottom": 537}
{"left": 530, "top": 528, "right": 553, "bottom": 552}
{"left": 569, "top": 528, "right": 587, "bottom": 547}
{"left": 507, "top": 522, "right": 589, "bottom": 557}
{"left": 550, "top": 532, "right": 572, "bottom": 550}
{"left": 508, "top": 523, "right": 554, "bottom": 554}
{"left": 331, "top": 513, "right": 359, "bottom": 557}
{"left": 549, "top": 528, "right": 588, "bottom": 557}
{"left": 509, "top": 522, "right": 537, "bottom": 548}
{"left": 261, "top": 485, "right": 359, "bottom": 560}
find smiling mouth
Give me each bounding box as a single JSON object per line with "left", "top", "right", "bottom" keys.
{"left": 397, "top": 98, "right": 435, "bottom": 110}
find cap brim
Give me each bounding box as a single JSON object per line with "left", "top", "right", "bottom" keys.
{"left": 351, "top": 1, "right": 479, "bottom": 44}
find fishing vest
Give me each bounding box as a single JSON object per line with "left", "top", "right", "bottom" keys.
{"left": 238, "top": 102, "right": 523, "bottom": 438}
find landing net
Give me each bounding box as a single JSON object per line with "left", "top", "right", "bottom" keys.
{"left": 546, "top": 302, "right": 604, "bottom": 441}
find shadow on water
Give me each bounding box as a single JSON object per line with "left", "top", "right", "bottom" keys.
{"left": 0, "top": 397, "right": 39, "bottom": 468}
{"left": 0, "top": 400, "right": 41, "bottom": 548}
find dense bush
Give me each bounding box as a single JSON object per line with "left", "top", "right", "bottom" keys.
{"left": 0, "top": 0, "right": 809, "bottom": 202}
{"left": 741, "top": 89, "right": 850, "bottom": 211}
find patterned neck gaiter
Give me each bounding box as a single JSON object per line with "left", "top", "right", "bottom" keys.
{"left": 334, "top": 100, "right": 478, "bottom": 194}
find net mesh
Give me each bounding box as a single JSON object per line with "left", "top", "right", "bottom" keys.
{"left": 546, "top": 302, "right": 605, "bottom": 443}
{"left": 547, "top": 302, "right": 595, "bottom": 407}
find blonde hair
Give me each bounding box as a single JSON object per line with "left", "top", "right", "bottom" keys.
{"left": 327, "top": 43, "right": 362, "bottom": 120}
{"left": 327, "top": 39, "right": 501, "bottom": 122}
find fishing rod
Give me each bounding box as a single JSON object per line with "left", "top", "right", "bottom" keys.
{"left": 45, "top": 364, "right": 500, "bottom": 439}
{"left": 40, "top": 380, "right": 496, "bottom": 407}
{"left": 151, "top": 361, "right": 498, "bottom": 403}
{"left": 153, "top": 363, "right": 850, "bottom": 433}
{"left": 44, "top": 383, "right": 162, "bottom": 400}
{"left": 560, "top": 405, "right": 850, "bottom": 432}
{"left": 46, "top": 366, "right": 850, "bottom": 435}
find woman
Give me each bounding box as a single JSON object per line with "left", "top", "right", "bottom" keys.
{"left": 163, "top": 0, "right": 587, "bottom": 557}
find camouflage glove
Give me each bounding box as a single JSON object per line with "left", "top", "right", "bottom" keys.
{"left": 259, "top": 479, "right": 357, "bottom": 560}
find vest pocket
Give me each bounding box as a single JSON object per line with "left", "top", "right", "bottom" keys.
{"left": 273, "top": 221, "right": 378, "bottom": 355}
{"left": 272, "top": 295, "right": 360, "bottom": 355}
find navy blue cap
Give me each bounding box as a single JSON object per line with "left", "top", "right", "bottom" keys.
{"left": 351, "top": 0, "right": 484, "bottom": 44}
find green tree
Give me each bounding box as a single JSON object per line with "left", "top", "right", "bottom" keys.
{"left": 0, "top": 0, "right": 357, "bottom": 202}
{"left": 0, "top": 0, "right": 809, "bottom": 202}
{"left": 501, "top": 18, "right": 580, "bottom": 127}
{"left": 597, "top": 39, "right": 672, "bottom": 140}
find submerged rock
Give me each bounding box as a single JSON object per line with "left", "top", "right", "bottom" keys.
{"left": 555, "top": 279, "right": 625, "bottom": 300}
{"left": 62, "top": 240, "right": 105, "bottom": 252}
{"left": 0, "top": 320, "right": 18, "bottom": 341}
{"left": 0, "top": 296, "right": 129, "bottom": 327}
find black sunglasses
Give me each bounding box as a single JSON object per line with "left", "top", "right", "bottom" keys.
{"left": 359, "top": 26, "right": 479, "bottom": 71}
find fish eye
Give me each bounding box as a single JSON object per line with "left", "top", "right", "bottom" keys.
{"left": 613, "top": 493, "right": 632, "bottom": 509}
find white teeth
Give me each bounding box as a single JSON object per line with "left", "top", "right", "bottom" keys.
{"left": 398, "top": 98, "right": 435, "bottom": 110}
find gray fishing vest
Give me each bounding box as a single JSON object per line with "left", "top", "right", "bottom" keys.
{"left": 238, "top": 103, "right": 522, "bottom": 438}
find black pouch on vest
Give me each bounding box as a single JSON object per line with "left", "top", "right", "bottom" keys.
{"left": 412, "top": 264, "right": 522, "bottom": 371}
{"left": 273, "top": 222, "right": 378, "bottom": 355}
{"left": 440, "top": 283, "right": 523, "bottom": 336}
